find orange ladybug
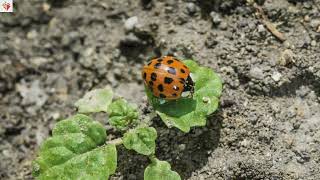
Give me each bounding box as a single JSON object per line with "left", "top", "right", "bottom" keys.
{"left": 142, "top": 56, "right": 194, "bottom": 100}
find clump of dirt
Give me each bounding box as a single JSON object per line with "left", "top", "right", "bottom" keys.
{"left": 1, "top": 0, "right": 319, "bottom": 179}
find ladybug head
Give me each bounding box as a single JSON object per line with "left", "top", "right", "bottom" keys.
{"left": 182, "top": 75, "right": 194, "bottom": 98}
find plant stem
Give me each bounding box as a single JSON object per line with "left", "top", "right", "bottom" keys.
{"left": 107, "top": 138, "right": 123, "bottom": 145}
{"left": 148, "top": 154, "right": 157, "bottom": 164}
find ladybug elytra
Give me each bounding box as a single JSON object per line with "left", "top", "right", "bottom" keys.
{"left": 142, "top": 56, "right": 194, "bottom": 100}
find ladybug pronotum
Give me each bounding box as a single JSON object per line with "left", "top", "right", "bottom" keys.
{"left": 142, "top": 56, "right": 194, "bottom": 100}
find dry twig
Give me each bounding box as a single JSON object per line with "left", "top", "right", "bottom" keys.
{"left": 253, "top": 3, "right": 286, "bottom": 42}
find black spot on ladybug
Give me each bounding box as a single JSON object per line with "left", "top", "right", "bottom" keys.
{"left": 143, "top": 72, "right": 146, "bottom": 79}
{"left": 173, "top": 86, "right": 179, "bottom": 91}
{"left": 159, "top": 93, "right": 166, "bottom": 98}
{"left": 167, "top": 60, "right": 174, "bottom": 64}
{"left": 157, "top": 58, "right": 163, "bottom": 62}
{"left": 154, "top": 63, "right": 161, "bottom": 69}
{"left": 149, "top": 81, "right": 153, "bottom": 86}
{"left": 164, "top": 77, "right": 173, "bottom": 84}
{"left": 167, "top": 67, "right": 176, "bottom": 75}
{"left": 157, "top": 84, "right": 164, "bottom": 92}
{"left": 172, "top": 93, "right": 177, "bottom": 97}
{"left": 151, "top": 73, "right": 157, "bottom": 81}
{"left": 180, "top": 69, "right": 185, "bottom": 73}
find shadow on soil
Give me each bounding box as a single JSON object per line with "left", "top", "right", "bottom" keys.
{"left": 269, "top": 71, "right": 320, "bottom": 97}
{"left": 113, "top": 109, "right": 223, "bottom": 179}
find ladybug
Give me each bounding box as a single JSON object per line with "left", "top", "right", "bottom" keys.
{"left": 142, "top": 56, "right": 194, "bottom": 100}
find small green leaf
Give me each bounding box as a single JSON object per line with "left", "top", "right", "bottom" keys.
{"left": 123, "top": 127, "right": 157, "bottom": 155}
{"left": 32, "top": 114, "right": 117, "bottom": 180}
{"left": 107, "top": 98, "right": 139, "bottom": 130}
{"left": 145, "top": 60, "right": 222, "bottom": 132}
{"left": 75, "top": 87, "right": 113, "bottom": 113}
{"left": 144, "top": 158, "right": 181, "bottom": 180}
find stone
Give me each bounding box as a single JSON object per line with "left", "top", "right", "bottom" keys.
{"left": 186, "top": 3, "right": 197, "bottom": 15}
{"left": 210, "top": 11, "right": 222, "bottom": 25}
{"left": 249, "top": 67, "right": 264, "bottom": 80}
{"left": 124, "top": 16, "right": 139, "bottom": 31}
{"left": 16, "top": 80, "right": 48, "bottom": 108}
{"left": 271, "top": 72, "right": 282, "bottom": 82}
{"left": 279, "top": 49, "right": 295, "bottom": 66}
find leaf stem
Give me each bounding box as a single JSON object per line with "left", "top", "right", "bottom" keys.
{"left": 148, "top": 154, "right": 157, "bottom": 164}
{"left": 107, "top": 138, "right": 123, "bottom": 145}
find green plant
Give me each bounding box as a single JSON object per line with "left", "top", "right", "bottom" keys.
{"left": 32, "top": 60, "right": 222, "bottom": 180}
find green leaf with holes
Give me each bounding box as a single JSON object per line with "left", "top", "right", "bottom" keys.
{"left": 144, "top": 158, "right": 181, "bottom": 180}
{"left": 123, "top": 127, "right": 157, "bottom": 155}
{"left": 32, "top": 114, "right": 117, "bottom": 180}
{"left": 107, "top": 98, "right": 139, "bottom": 130}
{"left": 145, "top": 60, "right": 222, "bottom": 132}
{"left": 75, "top": 87, "right": 113, "bottom": 113}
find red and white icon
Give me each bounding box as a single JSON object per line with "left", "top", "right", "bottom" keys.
{"left": 0, "top": 0, "right": 13, "bottom": 12}
{"left": 3, "top": 2, "right": 10, "bottom": 10}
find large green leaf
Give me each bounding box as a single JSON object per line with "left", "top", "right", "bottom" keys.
{"left": 144, "top": 158, "right": 181, "bottom": 180}
{"left": 75, "top": 87, "right": 113, "bottom": 113}
{"left": 145, "top": 60, "right": 222, "bottom": 132}
{"left": 107, "top": 98, "right": 139, "bottom": 130}
{"left": 32, "top": 114, "right": 117, "bottom": 180}
{"left": 123, "top": 127, "right": 157, "bottom": 155}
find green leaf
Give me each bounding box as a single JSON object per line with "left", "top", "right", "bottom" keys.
{"left": 32, "top": 114, "right": 117, "bottom": 180}
{"left": 145, "top": 60, "right": 222, "bottom": 132}
{"left": 107, "top": 98, "right": 139, "bottom": 130}
{"left": 123, "top": 127, "right": 157, "bottom": 155}
{"left": 144, "top": 158, "right": 181, "bottom": 180}
{"left": 75, "top": 87, "right": 113, "bottom": 113}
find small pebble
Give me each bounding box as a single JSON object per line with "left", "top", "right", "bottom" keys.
{"left": 178, "top": 144, "right": 186, "bottom": 151}
{"left": 186, "top": 3, "right": 197, "bottom": 15}
{"left": 310, "top": 19, "right": 320, "bottom": 29}
{"left": 219, "top": 22, "right": 228, "bottom": 30}
{"left": 121, "top": 33, "right": 142, "bottom": 46}
{"left": 42, "top": 2, "right": 50, "bottom": 12}
{"left": 279, "top": 49, "right": 295, "bottom": 66}
{"left": 202, "top": 97, "right": 210, "bottom": 103}
{"left": 283, "top": 40, "right": 293, "bottom": 49}
{"left": 271, "top": 72, "right": 282, "bottom": 82}
{"left": 249, "top": 67, "right": 264, "bottom": 80}
{"left": 210, "top": 11, "right": 222, "bottom": 25}
{"left": 27, "top": 30, "right": 37, "bottom": 39}
{"left": 124, "top": 16, "right": 138, "bottom": 31}
{"left": 304, "top": 15, "right": 310, "bottom": 22}
{"left": 257, "top": 24, "right": 266, "bottom": 33}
